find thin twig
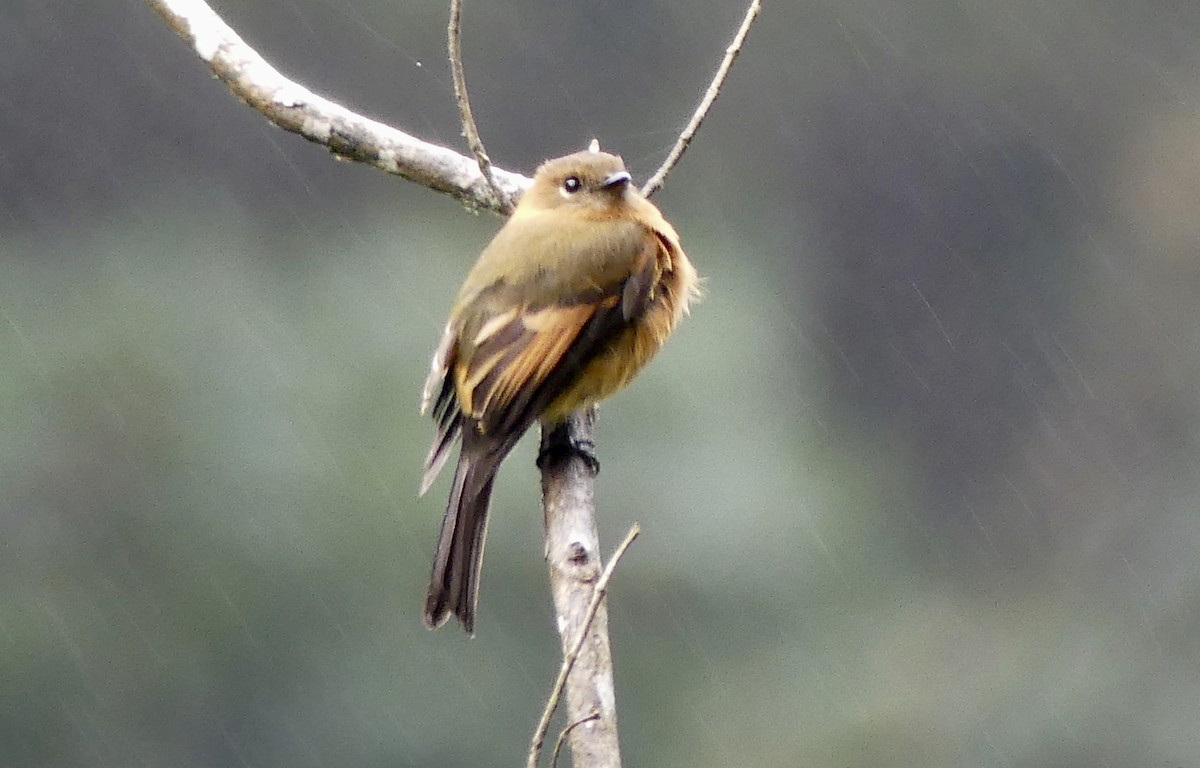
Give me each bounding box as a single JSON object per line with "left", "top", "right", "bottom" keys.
{"left": 448, "top": 0, "right": 511, "bottom": 214}
{"left": 527, "top": 523, "right": 641, "bottom": 768}
{"left": 551, "top": 713, "right": 601, "bottom": 768}
{"left": 641, "top": 0, "right": 763, "bottom": 198}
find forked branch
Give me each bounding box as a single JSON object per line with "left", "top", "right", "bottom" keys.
{"left": 448, "top": 0, "right": 512, "bottom": 213}
{"left": 528, "top": 523, "right": 641, "bottom": 768}
{"left": 145, "top": 0, "right": 529, "bottom": 212}
{"left": 146, "top": 0, "right": 760, "bottom": 210}
{"left": 145, "top": 4, "right": 758, "bottom": 768}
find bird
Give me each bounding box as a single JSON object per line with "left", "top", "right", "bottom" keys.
{"left": 419, "top": 147, "right": 699, "bottom": 633}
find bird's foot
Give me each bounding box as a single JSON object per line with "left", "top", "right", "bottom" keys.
{"left": 537, "top": 422, "right": 600, "bottom": 475}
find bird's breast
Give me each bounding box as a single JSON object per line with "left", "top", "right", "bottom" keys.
{"left": 540, "top": 237, "right": 698, "bottom": 423}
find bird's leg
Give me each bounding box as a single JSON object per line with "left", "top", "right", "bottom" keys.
{"left": 537, "top": 420, "right": 600, "bottom": 475}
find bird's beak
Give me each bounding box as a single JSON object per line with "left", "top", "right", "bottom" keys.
{"left": 601, "top": 170, "right": 632, "bottom": 190}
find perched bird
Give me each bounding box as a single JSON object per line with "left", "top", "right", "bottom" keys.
{"left": 420, "top": 148, "right": 699, "bottom": 633}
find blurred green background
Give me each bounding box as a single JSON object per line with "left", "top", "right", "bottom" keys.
{"left": 4, "top": 0, "right": 1200, "bottom": 766}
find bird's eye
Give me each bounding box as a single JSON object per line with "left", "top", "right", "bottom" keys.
{"left": 562, "top": 176, "right": 582, "bottom": 194}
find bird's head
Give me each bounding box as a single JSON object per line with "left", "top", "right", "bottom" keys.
{"left": 516, "top": 150, "right": 635, "bottom": 217}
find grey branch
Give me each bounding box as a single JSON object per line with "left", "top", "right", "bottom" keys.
{"left": 448, "top": 0, "right": 512, "bottom": 214}
{"left": 641, "top": 0, "right": 763, "bottom": 198}
{"left": 145, "top": 0, "right": 529, "bottom": 214}
{"left": 529, "top": 518, "right": 641, "bottom": 768}
{"left": 534, "top": 409, "right": 635, "bottom": 768}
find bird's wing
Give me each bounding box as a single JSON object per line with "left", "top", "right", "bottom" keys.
{"left": 420, "top": 322, "right": 462, "bottom": 495}
{"left": 456, "top": 229, "right": 661, "bottom": 439}
{"left": 421, "top": 214, "right": 665, "bottom": 493}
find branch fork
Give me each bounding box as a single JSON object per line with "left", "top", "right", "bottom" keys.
{"left": 145, "top": 2, "right": 762, "bottom": 766}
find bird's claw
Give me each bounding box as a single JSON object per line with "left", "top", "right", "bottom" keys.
{"left": 537, "top": 425, "right": 600, "bottom": 475}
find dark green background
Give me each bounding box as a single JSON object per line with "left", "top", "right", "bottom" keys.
{"left": 3, "top": 1, "right": 1199, "bottom": 766}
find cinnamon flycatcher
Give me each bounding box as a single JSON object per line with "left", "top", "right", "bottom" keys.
{"left": 420, "top": 148, "right": 699, "bottom": 633}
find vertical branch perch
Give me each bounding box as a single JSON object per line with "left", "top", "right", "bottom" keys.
{"left": 535, "top": 409, "right": 622, "bottom": 768}
{"left": 530, "top": 5, "right": 761, "bottom": 765}
{"left": 530, "top": 515, "right": 641, "bottom": 768}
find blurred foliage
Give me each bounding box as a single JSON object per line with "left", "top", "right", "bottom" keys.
{"left": 3, "top": 0, "right": 1200, "bottom": 766}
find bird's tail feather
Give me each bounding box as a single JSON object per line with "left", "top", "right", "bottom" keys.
{"left": 423, "top": 450, "right": 498, "bottom": 634}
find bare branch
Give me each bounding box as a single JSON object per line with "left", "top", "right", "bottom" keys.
{"left": 146, "top": 5, "right": 758, "bottom": 768}
{"left": 448, "top": 0, "right": 512, "bottom": 214}
{"left": 528, "top": 489, "right": 638, "bottom": 768}
{"left": 641, "top": 0, "right": 762, "bottom": 198}
{"left": 525, "top": 523, "right": 638, "bottom": 768}
{"left": 145, "top": 0, "right": 529, "bottom": 213}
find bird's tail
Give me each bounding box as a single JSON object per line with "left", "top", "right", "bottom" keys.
{"left": 423, "top": 448, "right": 500, "bottom": 634}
